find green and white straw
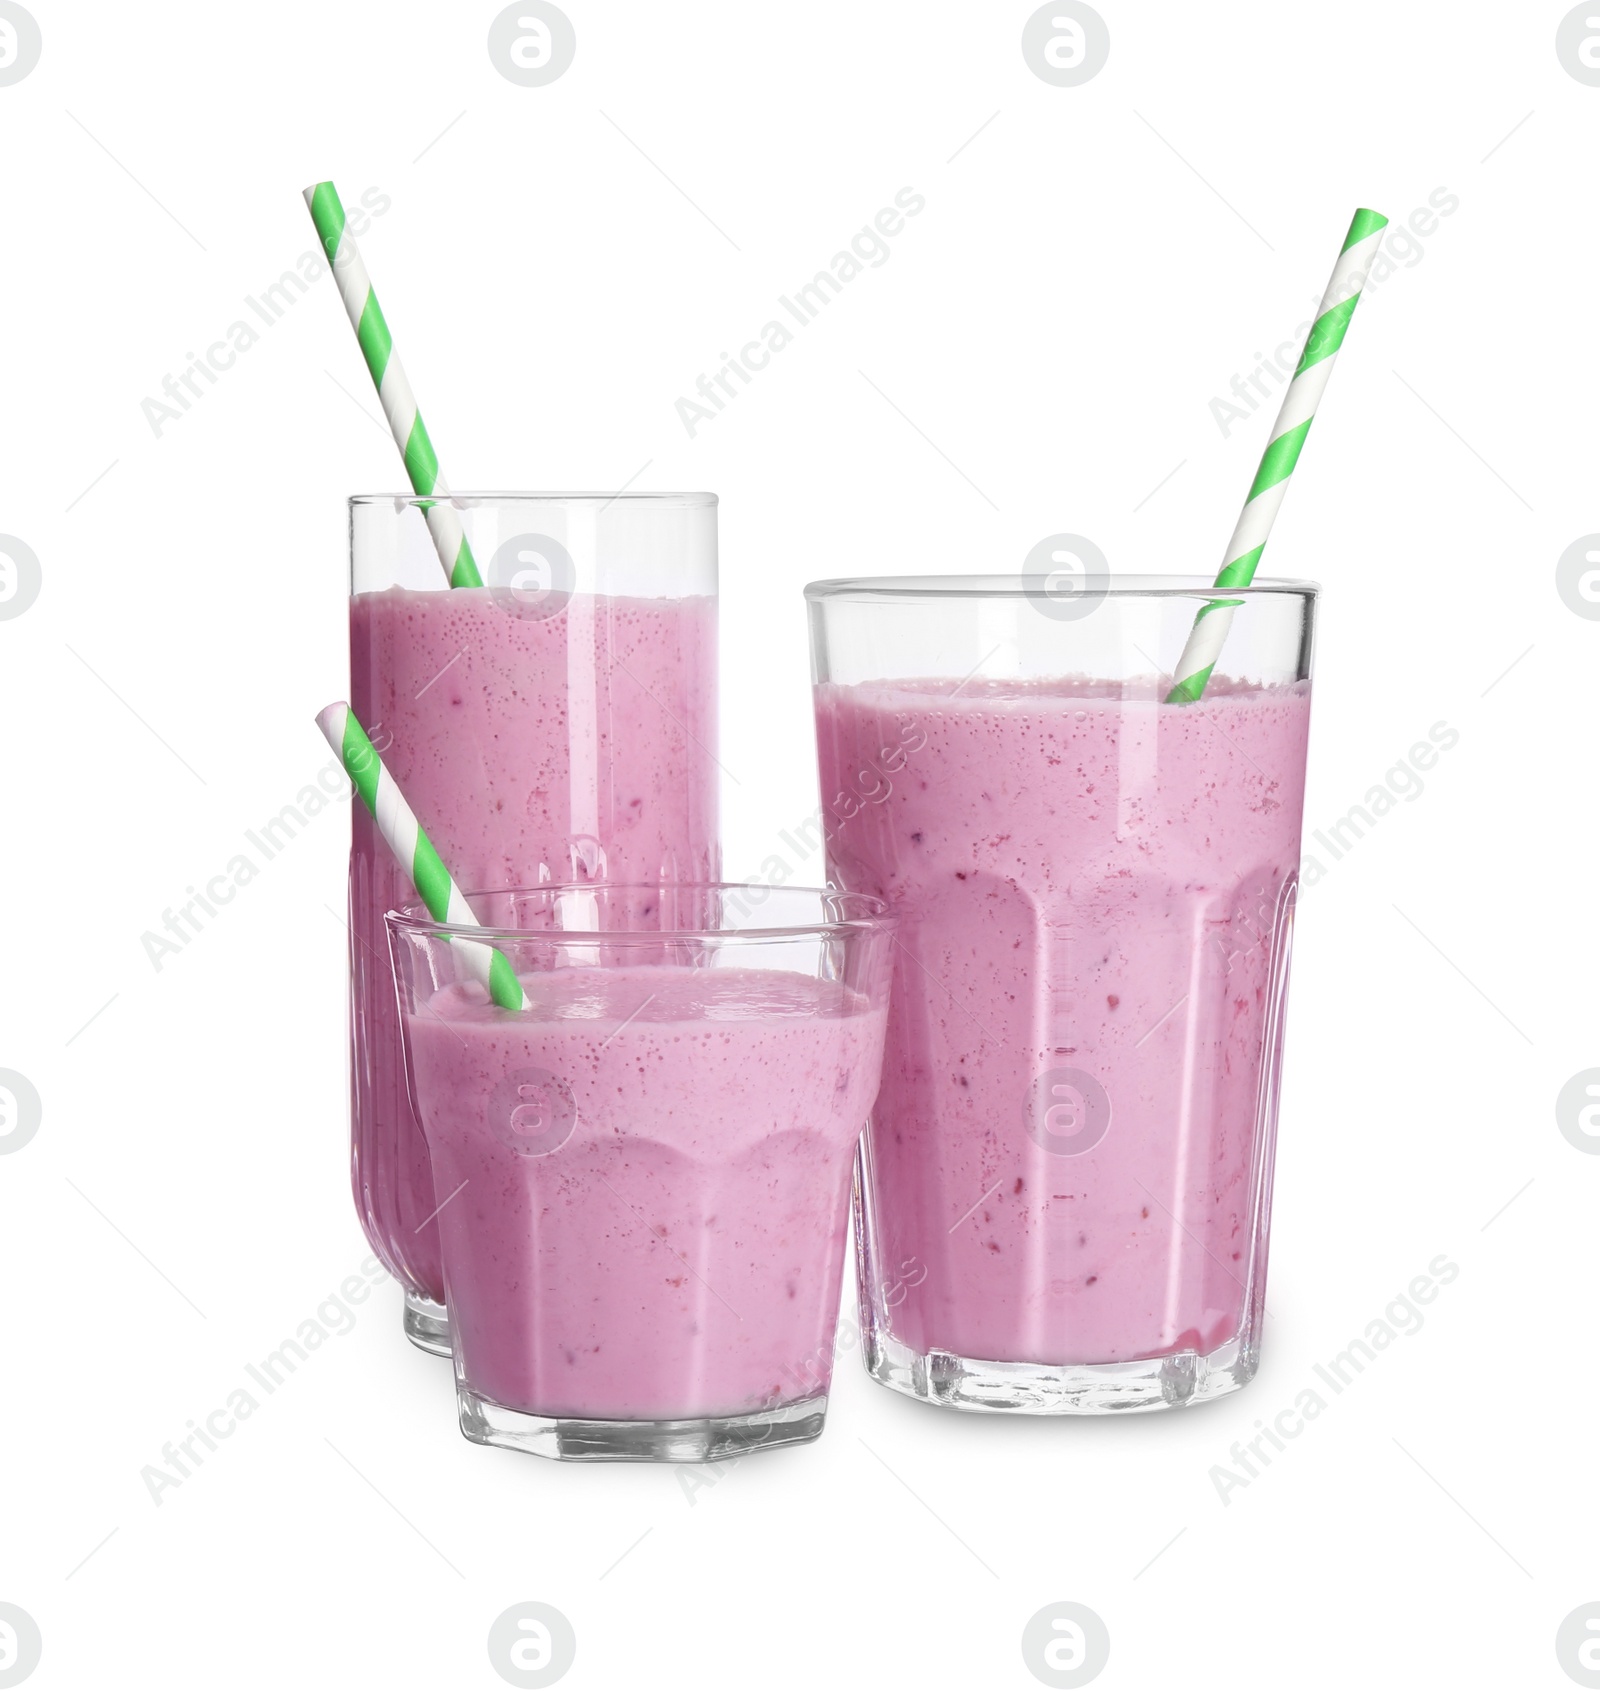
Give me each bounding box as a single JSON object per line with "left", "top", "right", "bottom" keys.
{"left": 316, "top": 702, "right": 524, "bottom": 1011}
{"left": 304, "top": 181, "right": 483, "bottom": 589}
{"left": 1166, "top": 207, "right": 1389, "bottom": 704}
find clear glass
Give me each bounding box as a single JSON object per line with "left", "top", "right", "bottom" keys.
{"left": 807, "top": 575, "right": 1316, "bottom": 1413}
{"left": 387, "top": 883, "right": 895, "bottom": 1462}
{"left": 346, "top": 494, "right": 719, "bottom": 1354}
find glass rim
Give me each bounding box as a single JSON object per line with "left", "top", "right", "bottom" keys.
{"left": 384, "top": 881, "right": 896, "bottom": 944}
{"left": 349, "top": 490, "right": 718, "bottom": 509}
{"left": 804, "top": 573, "right": 1319, "bottom": 601}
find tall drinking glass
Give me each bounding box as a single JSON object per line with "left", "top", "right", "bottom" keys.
{"left": 808, "top": 574, "right": 1315, "bottom": 1412}
{"left": 348, "top": 494, "right": 718, "bottom": 1352}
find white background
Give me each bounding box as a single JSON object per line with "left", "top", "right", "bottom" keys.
{"left": 2, "top": 2, "right": 1595, "bottom": 1686}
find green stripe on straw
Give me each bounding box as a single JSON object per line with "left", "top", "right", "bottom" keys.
{"left": 1341, "top": 207, "right": 1388, "bottom": 251}
{"left": 304, "top": 180, "right": 483, "bottom": 590}
{"left": 1166, "top": 206, "right": 1389, "bottom": 704}
{"left": 1244, "top": 418, "right": 1312, "bottom": 502}
{"left": 321, "top": 704, "right": 523, "bottom": 1011}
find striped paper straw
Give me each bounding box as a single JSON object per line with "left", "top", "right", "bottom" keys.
{"left": 304, "top": 181, "right": 483, "bottom": 589}
{"left": 316, "top": 702, "right": 524, "bottom": 1010}
{"left": 1166, "top": 208, "right": 1389, "bottom": 704}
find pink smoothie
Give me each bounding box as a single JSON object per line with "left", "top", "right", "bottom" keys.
{"left": 403, "top": 966, "right": 887, "bottom": 1421}
{"left": 349, "top": 588, "right": 717, "bottom": 1301}
{"left": 815, "top": 677, "right": 1310, "bottom": 1367}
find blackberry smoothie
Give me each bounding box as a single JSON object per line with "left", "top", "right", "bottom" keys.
{"left": 816, "top": 674, "right": 1311, "bottom": 1407}
{"left": 401, "top": 965, "right": 888, "bottom": 1432}
{"left": 348, "top": 587, "right": 717, "bottom": 1314}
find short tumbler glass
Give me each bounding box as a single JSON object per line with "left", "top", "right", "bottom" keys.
{"left": 388, "top": 883, "right": 895, "bottom": 1462}
{"left": 808, "top": 574, "right": 1315, "bottom": 1413}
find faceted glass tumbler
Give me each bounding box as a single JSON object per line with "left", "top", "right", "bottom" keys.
{"left": 389, "top": 883, "right": 894, "bottom": 1461}
{"left": 808, "top": 574, "right": 1316, "bottom": 1413}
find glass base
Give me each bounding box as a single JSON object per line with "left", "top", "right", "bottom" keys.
{"left": 864, "top": 1329, "right": 1257, "bottom": 1414}
{"left": 403, "top": 1290, "right": 451, "bottom": 1357}
{"left": 457, "top": 1386, "right": 829, "bottom": 1462}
